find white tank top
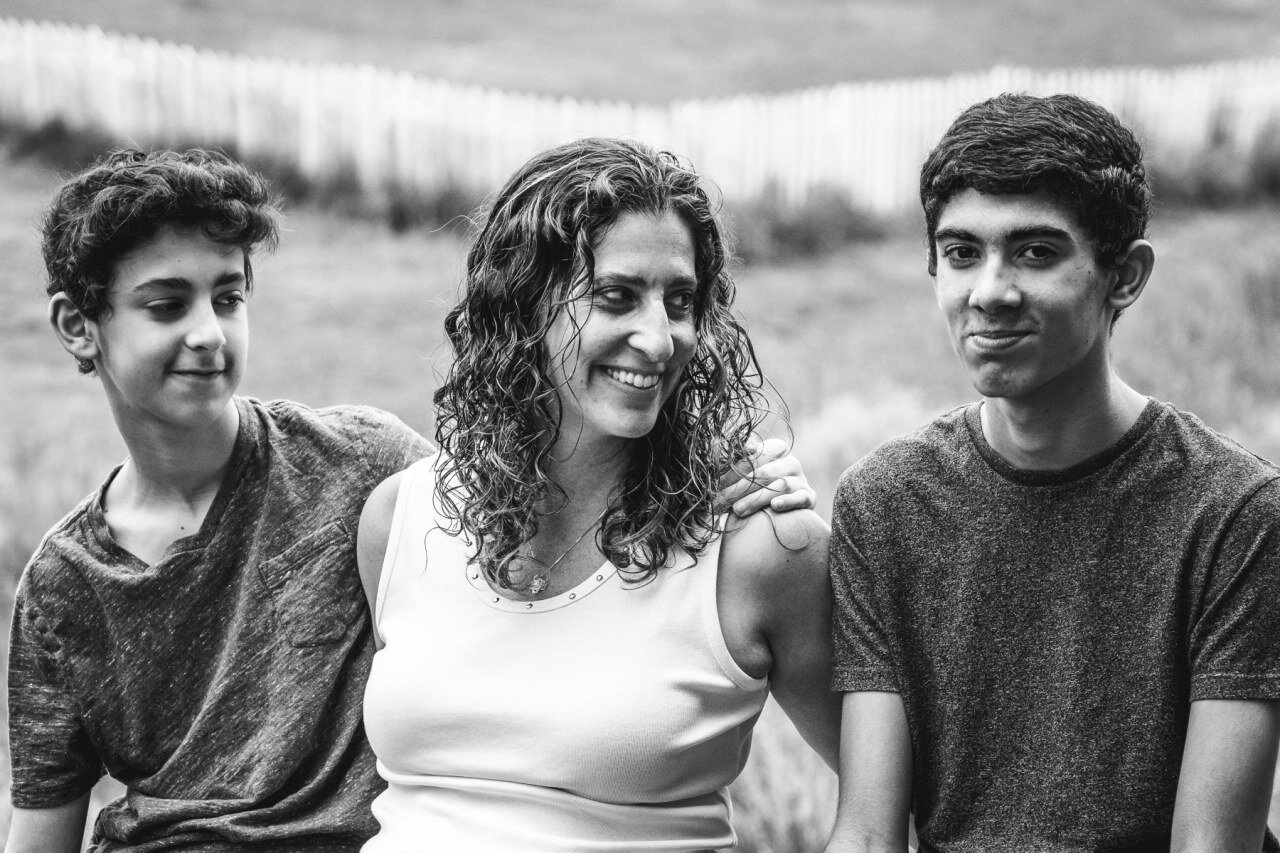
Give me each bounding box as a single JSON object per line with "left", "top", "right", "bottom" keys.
{"left": 362, "top": 457, "right": 770, "bottom": 852}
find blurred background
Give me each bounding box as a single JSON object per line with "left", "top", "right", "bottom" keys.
{"left": 2, "top": 1, "right": 1280, "bottom": 849}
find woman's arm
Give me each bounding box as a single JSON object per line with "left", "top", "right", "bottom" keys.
{"left": 5, "top": 795, "right": 91, "bottom": 853}
{"left": 720, "top": 509, "right": 841, "bottom": 769}
{"left": 356, "top": 471, "right": 406, "bottom": 650}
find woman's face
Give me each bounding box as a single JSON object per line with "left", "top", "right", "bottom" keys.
{"left": 544, "top": 209, "right": 699, "bottom": 457}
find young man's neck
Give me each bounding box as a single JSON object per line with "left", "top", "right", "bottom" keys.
{"left": 111, "top": 400, "right": 242, "bottom": 507}
{"left": 981, "top": 372, "right": 1149, "bottom": 471}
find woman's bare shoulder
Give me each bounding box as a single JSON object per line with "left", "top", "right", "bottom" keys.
{"left": 357, "top": 469, "right": 409, "bottom": 615}
{"left": 721, "top": 508, "right": 829, "bottom": 580}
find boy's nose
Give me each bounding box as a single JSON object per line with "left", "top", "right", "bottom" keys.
{"left": 968, "top": 260, "right": 1022, "bottom": 313}
{"left": 185, "top": 305, "right": 227, "bottom": 351}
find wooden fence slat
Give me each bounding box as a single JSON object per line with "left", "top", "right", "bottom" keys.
{"left": 2, "top": 17, "right": 1279, "bottom": 213}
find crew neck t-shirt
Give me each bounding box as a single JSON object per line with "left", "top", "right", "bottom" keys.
{"left": 8, "top": 397, "right": 432, "bottom": 852}
{"left": 831, "top": 399, "right": 1280, "bottom": 852}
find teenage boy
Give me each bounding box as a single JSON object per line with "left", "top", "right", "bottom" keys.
{"left": 826, "top": 94, "right": 1280, "bottom": 852}
{"left": 8, "top": 148, "right": 812, "bottom": 852}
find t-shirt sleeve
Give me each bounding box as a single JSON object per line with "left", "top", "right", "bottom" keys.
{"left": 7, "top": 576, "right": 103, "bottom": 807}
{"left": 349, "top": 407, "right": 436, "bottom": 482}
{"left": 829, "top": 473, "right": 900, "bottom": 694}
{"left": 1189, "top": 477, "right": 1280, "bottom": 701}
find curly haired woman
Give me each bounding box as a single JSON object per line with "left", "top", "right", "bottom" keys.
{"left": 356, "top": 138, "right": 838, "bottom": 852}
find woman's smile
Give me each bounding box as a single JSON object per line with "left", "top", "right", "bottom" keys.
{"left": 600, "top": 366, "right": 663, "bottom": 391}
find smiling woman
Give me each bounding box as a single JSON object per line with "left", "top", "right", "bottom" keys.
{"left": 355, "top": 137, "right": 840, "bottom": 852}
{"left": 545, "top": 211, "right": 699, "bottom": 454}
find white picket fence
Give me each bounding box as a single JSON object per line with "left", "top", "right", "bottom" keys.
{"left": 1, "top": 16, "right": 1278, "bottom": 213}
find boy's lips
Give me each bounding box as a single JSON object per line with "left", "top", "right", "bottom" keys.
{"left": 967, "top": 329, "right": 1032, "bottom": 351}
{"left": 170, "top": 367, "right": 226, "bottom": 378}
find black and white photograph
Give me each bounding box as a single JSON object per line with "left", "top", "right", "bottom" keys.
{"left": 1, "top": 2, "right": 1279, "bottom": 851}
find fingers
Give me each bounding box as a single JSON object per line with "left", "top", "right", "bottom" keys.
{"left": 757, "top": 436, "right": 788, "bottom": 462}
{"left": 726, "top": 475, "right": 818, "bottom": 517}
{"left": 764, "top": 479, "right": 818, "bottom": 513}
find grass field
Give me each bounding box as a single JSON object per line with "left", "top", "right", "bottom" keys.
{"left": 5, "top": 0, "right": 1280, "bottom": 102}
{"left": 3, "top": 147, "right": 1280, "bottom": 847}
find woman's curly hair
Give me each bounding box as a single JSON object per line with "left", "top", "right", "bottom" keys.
{"left": 41, "top": 147, "right": 281, "bottom": 373}
{"left": 434, "top": 137, "right": 770, "bottom": 590}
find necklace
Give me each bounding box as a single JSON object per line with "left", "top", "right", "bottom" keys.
{"left": 522, "top": 510, "right": 605, "bottom": 595}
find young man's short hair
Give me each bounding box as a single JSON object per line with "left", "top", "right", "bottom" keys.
{"left": 41, "top": 148, "right": 282, "bottom": 373}
{"left": 919, "top": 92, "right": 1152, "bottom": 275}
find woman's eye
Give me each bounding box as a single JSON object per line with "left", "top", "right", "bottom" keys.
{"left": 667, "top": 291, "right": 695, "bottom": 313}
{"left": 593, "top": 287, "right": 631, "bottom": 306}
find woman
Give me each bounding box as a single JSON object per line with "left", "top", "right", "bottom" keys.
{"left": 357, "top": 138, "right": 838, "bottom": 851}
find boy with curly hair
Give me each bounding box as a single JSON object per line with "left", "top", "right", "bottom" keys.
{"left": 827, "top": 94, "right": 1280, "bottom": 851}
{"left": 6, "top": 148, "right": 435, "bottom": 852}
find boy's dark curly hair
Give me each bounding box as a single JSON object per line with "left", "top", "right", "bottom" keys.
{"left": 434, "top": 137, "right": 770, "bottom": 591}
{"left": 920, "top": 93, "right": 1152, "bottom": 276}
{"left": 41, "top": 148, "right": 282, "bottom": 373}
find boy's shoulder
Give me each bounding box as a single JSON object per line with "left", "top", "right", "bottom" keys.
{"left": 1150, "top": 399, "right": 1279, "bottom": 480}
{"left": 836, "top": 404, "right": 972, "bottom": 498}
{"left": 18, "top": 484, "right": 113, "bottom": 608}
{"left": 244, "top": 397, "right": 430, "bottom": 460}
{"left": 250, "top": 397, "right": 416, "bottom": 441}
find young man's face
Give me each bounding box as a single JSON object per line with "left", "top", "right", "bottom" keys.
{"left": 88, "top": 224, "right": 249, "bottom": 432}
{"left": 931, "top": 188, "right": 1117, "bottom": 404}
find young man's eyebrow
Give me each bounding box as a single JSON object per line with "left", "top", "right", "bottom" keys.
{"left": 933, "top": 225, "right": 1076, "bottom": 244}
{"left": 933, "top": 226, "right": 977, "bottom": 244}
{"left": 1005, "top": 225, "right": 1076, "bottom": 243}
{"left": 130, "top": 271, "right": 247, "bottom": 294}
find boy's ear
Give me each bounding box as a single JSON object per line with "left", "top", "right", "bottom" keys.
{"left": 49, "top": 294, "right": 101, "bottom": 363}
{"left": 1108, "top": 239, "right": 1155, "bottom": 311}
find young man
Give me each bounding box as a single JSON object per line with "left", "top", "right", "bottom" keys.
{"left": 7, "top": 148, "right": 811, "bottom": 853}
{"left": 827, "top": 94, "right": 1280, "bottom": 852}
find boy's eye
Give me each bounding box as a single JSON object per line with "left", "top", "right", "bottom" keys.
{"left": 942, "top": 244, "right": 978, "bottom": 263}
{"left": 1021, "top": 244, "right": 1057, "bottom": 262}
{"left": 216, "top": 291, "right": 247, "bottom": 308}
{"left": 145, "top": 300, "right": 184, "bottom": 316}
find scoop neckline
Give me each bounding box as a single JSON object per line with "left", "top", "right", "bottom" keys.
{"left": 466, "top": 559, "right": 619, "bottom": 613}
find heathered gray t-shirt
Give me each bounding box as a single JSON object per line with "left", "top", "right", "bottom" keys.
{"left": 831, "top": 399, "right": 1280, "bottom": 853}
{"left": 8, "top": 397, "right": 432, "bottom": 852}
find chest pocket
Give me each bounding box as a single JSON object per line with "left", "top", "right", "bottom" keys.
{"left": 257, "top": 519, "right": 363, "bottom": 647}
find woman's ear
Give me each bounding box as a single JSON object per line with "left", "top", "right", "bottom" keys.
{"left": 1109, "top": 239, "right": 1155, "bottom": 311}
{"left": 49, "top": 293, "right": 101, "bottom": 364}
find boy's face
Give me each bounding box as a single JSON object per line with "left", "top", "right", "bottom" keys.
{"left": 88, "top": 224, "right": 248, "bottom": 431}
{"left": 931, "top": 188, "right": 1116, "bottom": 404}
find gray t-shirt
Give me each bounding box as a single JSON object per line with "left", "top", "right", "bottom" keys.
{"left": 831, "top": 399, "right": 1280, "bottom": 852}
{"left": 8, "top": 397, "right": 432, "bottom": 852}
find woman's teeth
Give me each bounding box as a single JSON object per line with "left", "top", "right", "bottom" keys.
{"left": 603, "top": 368, "right": 660, "bottom": 389}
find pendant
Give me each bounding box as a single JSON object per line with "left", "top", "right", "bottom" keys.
{"left": 528, "top": 575, "right": 548, "bottom": 595}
